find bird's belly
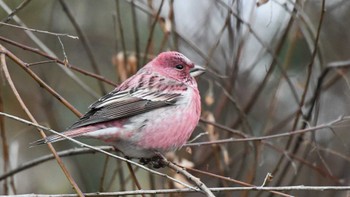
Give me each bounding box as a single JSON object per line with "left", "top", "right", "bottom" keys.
{"left": 142, "top": 105, "right": 198, "bottom": 148}
{"left": 112, "top": 105, "right": 198, "bottom": 158}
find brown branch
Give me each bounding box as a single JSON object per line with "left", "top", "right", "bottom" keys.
{"left": 277, "top": 0, "right": 327, "bottom": 187}
{"left": 161, "top": 157, "right": 215, "bottom": 197}
{"left": 0, "top": 46, "right": 85, "bottom": 197}
{"left": 0, "top": 35, "right": 116, "bottom": 86}
{"left": 142, "top": 0, "right": 164, "bottom": 64}
{"left": 0, "top": 61, "right": 10, "bottom": 194}
{"left": 130, "top": 0, "right": 140, "bottom": 67}
{"left": 99, "top": 156, "right": 109, "bottom": 192}
{"left": 0, "top": 146, "right": 114, "bottom": 181}
{"left": 0, "top": 1, "right": 100, "bottom": 98}
{"left": 115, "top": 0, "right": 127, "bottom": 69}
{"left": 0, "top": 45, "right": 82, "bottom": 117}
{"left": 189, "top": 116, "right": 345, "bottom": 146}
{"left": 58, "top": 0, "right": 107, "bottom": 94}
{"left": 0, "top": 22, "right": 78, "bottom": 39}
{"left": 0, "top": 0, "right": 32, "bottom": 23}
{"left": 186, "top": 167, "right": 292, "bottom": 197}
{"left": 126, "top": 163, "right": 145, "bottom": 197}
{"left": 6, "top": 186, "right": 350, "bottom": 196}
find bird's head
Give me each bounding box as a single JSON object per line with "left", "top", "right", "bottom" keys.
{"left": 147, "top": 51, "right": 205, "bottom": 83}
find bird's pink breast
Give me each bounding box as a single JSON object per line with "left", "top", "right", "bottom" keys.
{"left": 137, "top": 88, "right": 201, "bottom": 151}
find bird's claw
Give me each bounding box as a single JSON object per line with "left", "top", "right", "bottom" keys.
{"left": 139, "top": 155, "right": 165, "bottom": 169}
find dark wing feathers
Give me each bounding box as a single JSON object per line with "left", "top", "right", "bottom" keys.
{"left": 68, "top": 78, "right": 184, "bottom": 130}
{"left": 68, "top": 99, "right": 176, "bottom": 129}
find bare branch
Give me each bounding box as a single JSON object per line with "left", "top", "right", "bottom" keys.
{"left": 5, "top": 185, "right": 350, "bottom": 196}
{"left": 0, "top": 22, "right": 78, "bottom": 39}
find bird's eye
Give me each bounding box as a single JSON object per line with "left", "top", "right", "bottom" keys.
{"left": 175, "top": 64, "right": 184, "bottom": 70}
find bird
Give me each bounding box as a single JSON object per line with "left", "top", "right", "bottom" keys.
{"left": 33, "top": 51, "right": 205, "bottom": 164}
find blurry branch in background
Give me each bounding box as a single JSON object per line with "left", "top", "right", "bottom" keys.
{"left": 0, "top": 44, "right": 82, "bottom": 116}
{"left": 307, "top": 60, "right": 350, "bottom": 126}
{"left": 0, "top": 0, "right": 31, "bottom": 23}
{"left": 0, "top": 22, "right": 78, "bottom": 39}
{"left": 0, "top": 0, "right": 33, "bottom": 194}
{"left": 130, "top": 0, "right": 141, "bottom": 67}
{"left": 58, "top": 0, "right": 107, "bottom": 95}
{"left": 274, "top": 0, "right": 326, "bottom": 188}
{"left": 161, "top": 157, "right": 215, "bottom": 197}
{"left": 0, "top": 146, "right": 115, "bottom": 181}
{"left": 114, "top": 0, "right": 128, "bottom": 76}
{"left": 3, "top": 186, "right": 350, "bottom": 196}
{"left": 191, "top": 116, "right": 347, "bottom": 145}
{"left": 0, "top": 0, "right": 100, "bottom": 98}
{"left": 0, "top": 45, "right": 85, "bottom": 197}
{"left": 143, "top": 0, "right": 164, "bottom": 65}
{"left": 198, "top": 115, "right": 344, "bottom": 184}
{"left": 0, "top": 36, "right": 116, "bottom": 86}
{"left": 0, "top": 43, "right": 12, "bottom": 195}
{"left": 124, "top": 159, "right": 145, "bottom": 196}
{"left": 126, "top": 0, "right": 226, "bottom": 81}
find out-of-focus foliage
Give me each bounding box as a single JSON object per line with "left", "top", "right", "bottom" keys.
{"left": 1, "top": 0, "right": 350, "bottom": 196}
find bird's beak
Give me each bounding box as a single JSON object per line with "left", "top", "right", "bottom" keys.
{"left": 190, "top": 65, "right": 205, "bottom": 77}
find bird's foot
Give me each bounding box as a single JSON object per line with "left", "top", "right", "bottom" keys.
{"left": 139, "top": 155, "right": 165, "bottom": 169}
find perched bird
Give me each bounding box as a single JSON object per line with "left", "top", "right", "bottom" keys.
{"left": 34, "top": 51, "right": 205, "bottom": 162}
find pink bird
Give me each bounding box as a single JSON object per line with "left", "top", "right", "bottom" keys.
{"left": 34, "top": 51, "right": 204, "bottom": 165}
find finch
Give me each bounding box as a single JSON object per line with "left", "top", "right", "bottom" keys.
{"left": 34, "top": 51, "right": 205, "bottom": 159}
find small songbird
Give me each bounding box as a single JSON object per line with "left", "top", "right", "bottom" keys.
{"left": 34, "top": 51, "right": 205, "bottom": 162}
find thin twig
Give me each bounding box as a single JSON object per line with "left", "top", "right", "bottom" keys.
{"left": 186, "top": 167, "right": 292, "bottom": 197}
{"left": 130, "top": 0, "right": 140, "bottom": 67}
{"left": 58, "top": 0, "right": 107, "bottom": 94}
{"left": 0, "top": 0, "right": 32, "bottom": 23}
{"left": 126, "top": 163, "right": 145, "bottom": 197}
{"left": 0, "top": 45, "right": 82, "bottom": 117}
{"left": 188, "top": 116, "right": 346, "bottom": 146}
{"left": 0, "top": 0, "right": 99, "bottom": 98}
{"left": 0, "top": 35, "right": 116, "bottom": 86}
{"left": 143, "top": 0, "right": 164, "bottom": 65}
{"left": 99, "top": 156, "right": 109, "bottom": 192}
{"left": 115, "top": 0, "right": 127, "bottom": 68}
{"left": 5, "top": 186, "right": 350, "bottom": 196}
{"left": 0, "top": 62, "right": 10, "bottom": 194}
{"left": 27, "top": 60, "right": 59, "bottom": 66}
{"left": 161, "top": 157, "right": 215, "bottom": 197}
{"left": 0, "top": 146, "right": 114, "bottom": 181}
{"left": 276, "top": 0, "right": 326, "bottom": 188}
{"left": 0, "top": 22, "right": 78, "bottom": 39}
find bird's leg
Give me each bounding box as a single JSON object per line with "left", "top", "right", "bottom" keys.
{"left": 139, "top": 153, "right": 166, "bottom": 168}
{"left": 139, "top": 157, "right": 151, "bottom": 165}
{"left": 149, "top": 155, "right": 165, "bottom": 168}
{"left": 150, "top": 151, "right": 169, "bottom": 168}
{"left": 124, "top": 155, "right": 133, "bottom": 162}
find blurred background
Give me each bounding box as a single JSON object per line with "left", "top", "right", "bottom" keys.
{"left": 1, "top": 0, "right": 350, "bottom": 196}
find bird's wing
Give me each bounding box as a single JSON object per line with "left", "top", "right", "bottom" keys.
{"left": 68, "top": 73, "right": 187, "bottom": 130}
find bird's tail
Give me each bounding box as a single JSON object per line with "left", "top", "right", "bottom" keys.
{"left": 30, "top": 127, "right": 91, "bottom": 146}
